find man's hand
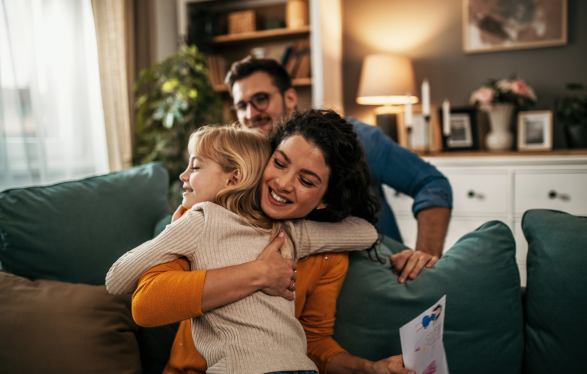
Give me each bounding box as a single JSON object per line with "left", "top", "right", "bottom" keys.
{"left": 390, "top": 249, "right": 438, "bottom": 283}
{"left": 366, "top": 355, "right": 414, "bottom": 374}
{"left": 172, "top": 205, "right": 187, "bottom": 222}
{"left": 256, "top": 233, "right": 297, "bottom": 300}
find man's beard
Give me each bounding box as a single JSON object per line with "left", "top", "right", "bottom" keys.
{"left": 244, "top": 114, "right": 274, "bottom": 131}
{"left": 243, "top": 102, "right": 288, "bottom": 131}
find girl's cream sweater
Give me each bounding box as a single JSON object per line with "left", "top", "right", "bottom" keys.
{"left": 106, "top": 202, "right": 377, "bottom": 374}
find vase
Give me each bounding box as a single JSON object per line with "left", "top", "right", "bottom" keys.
{"left": 486, "top": 103, "right": 514, "bottom": 151}
{"left": 286, "top": 0, "right": 309, "bottom": 29}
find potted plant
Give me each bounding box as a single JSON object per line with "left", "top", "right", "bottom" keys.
{"left": 134, "top": 44, "right": 223, "bottom": 207}
{"left": 555, "top": 83, "right": 587, "bottom": 148}
{"left": 470, "top": 77, "right": 536, "bottom": 151}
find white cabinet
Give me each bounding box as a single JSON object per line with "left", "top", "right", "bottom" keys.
{"left": 384, "top": 154, "right": 587, "bottom": 286}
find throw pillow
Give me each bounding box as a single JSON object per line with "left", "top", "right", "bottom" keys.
{"left": 522, "top": 209, "right": 587, "bottom": 373}
{"left": 0, "top": 271, "right": 141, "bottom": 374}
{"left": 0, "top": 162, "right": 170, "bottom": 285}
{"left": 333, "top": 221, "right": 524, "bottom": 374}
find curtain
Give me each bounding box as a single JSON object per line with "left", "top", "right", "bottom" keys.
{"left": 91, "top": 0, "right": 133, "bottom": 172}
{"left": 0, "top": 0, "right": 109, "bottom": 192}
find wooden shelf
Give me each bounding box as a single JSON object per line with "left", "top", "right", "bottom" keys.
{"left": 213, "top": 25, "right": 310, "bottom": 43}
{"left": 292, "top": 77, "right": 312, "bottom": 86}
{"left": 415, "top": 149, "right": 587, "bottom": 158}
{"left": 213, "top": 78, "right": 312, "bottom": 92}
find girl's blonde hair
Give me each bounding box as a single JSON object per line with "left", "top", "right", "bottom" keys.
{"left": 188, "top": 124, "right": 296, "bottom": 259}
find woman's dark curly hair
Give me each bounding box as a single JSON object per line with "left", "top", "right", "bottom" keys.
{"left": 270, "top": 109, "right": 381, "bottom": 227}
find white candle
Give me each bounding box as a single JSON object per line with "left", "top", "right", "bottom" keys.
{"left": 405, "top": 94, "right": 412, "bottom": 128}
{"left": 442, "top": 99, "right": 451, "bottom": 136}
{"left": 422, "top": 79, "right": 430, "bottom": 116}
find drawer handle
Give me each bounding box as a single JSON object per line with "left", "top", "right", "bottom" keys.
{"left": 548, "top": 190, "right": 570, "bottom": 201}
{"left": 467, "top": 190, "right": 485, "bottom": 199}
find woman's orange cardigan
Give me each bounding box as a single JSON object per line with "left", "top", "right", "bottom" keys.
{"left": 132, "top": 252, "right": 350, "bottom": 374}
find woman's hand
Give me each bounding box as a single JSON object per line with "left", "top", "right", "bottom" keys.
{"left": 390, "top": 249, "right": 439, "bottom": 283}
{"left": 172, "top": 205, "right": 188, "bottom": 222}
{"left": 366, "top": 355, "right": 414, "bottom": 374}
{"left": 256, "top": 233, "right": 297, "bottom": 300}
{"left": 328, "top": 352, "right": 414, "bottom": 374}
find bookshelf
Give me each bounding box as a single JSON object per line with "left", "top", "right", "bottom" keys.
{"left": 177, "top": 0, "right": 343, "bottom": 115}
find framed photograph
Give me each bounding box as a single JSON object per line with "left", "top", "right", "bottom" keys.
{"left": 462, "top": 0, "right": 567, "bottom": 54}
{"left": 517, "top": 110, "right": 553, "bottom": 151}
{"left": 439, "top": 107, "right": 479, "bottom": 152}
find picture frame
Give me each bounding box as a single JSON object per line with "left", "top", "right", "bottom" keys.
{"left": 462, "top": 0, "right": 567, "bottom": 54}
{"left": 438, "top": 107, "right": 479, "bottom": 152}
{"left": 517, "top": 110, "right": 553, "bottom": 151}
{"left": 408, "top": 114, "right": 430, "bottom": 152}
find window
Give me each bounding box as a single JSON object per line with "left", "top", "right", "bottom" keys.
{"left": 0, "top": 0, "right": 108, "bottom": 191}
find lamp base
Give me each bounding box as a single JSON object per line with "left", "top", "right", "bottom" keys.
{"left": 376, "top": 113, "right": 399, "bottom": 143}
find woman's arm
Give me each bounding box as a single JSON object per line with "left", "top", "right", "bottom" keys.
{"left": 293, "top": 216, "right": 378, "bottom": 259}
{"left": 300, "top": 252, "right": 413, "bottom": 374}
{"left": 132, "top": 235, "right": 297, "bottom": 327}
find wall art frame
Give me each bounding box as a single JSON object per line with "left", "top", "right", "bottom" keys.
{"left": 462, "top": 0, "right": 567, "bottom": 54}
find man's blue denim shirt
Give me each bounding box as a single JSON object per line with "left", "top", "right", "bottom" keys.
{"left": 348, "top": 117, "right": 453, "bottom": 243}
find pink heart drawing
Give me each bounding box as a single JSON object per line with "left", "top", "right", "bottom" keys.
{"left": 421, "top": 360, "right": 437, "bottom": 374}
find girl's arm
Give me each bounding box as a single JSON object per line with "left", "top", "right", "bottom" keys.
{"left": 131, "top": 235, "right": 297, "bottom": 327}
{"left": 106, "top": 209, "right": 205, "bottom": 295}
{"left": 293, "top": 216, "right": 378, "bottom": 259}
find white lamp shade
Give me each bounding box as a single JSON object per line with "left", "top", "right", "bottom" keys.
{"left": 356, "top": 54, "right": 418, "bottom": 105}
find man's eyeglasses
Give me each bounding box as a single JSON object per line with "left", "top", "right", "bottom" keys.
{"left": 231, "top": 90, "right": 280, "bottom": 113}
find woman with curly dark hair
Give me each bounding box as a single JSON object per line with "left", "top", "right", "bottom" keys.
{"left": 129, "top": 109, "right": 412, "bottom": 374}
{"left": 269, "top": 109, "right": 380, "bottom": 226}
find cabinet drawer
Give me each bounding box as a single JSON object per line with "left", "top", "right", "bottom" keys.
{"left": 382, "top": 184, "right": 413, "bottom": 215}
{"left": 395, "top": 216, "right": 417, "bottom": 249}
{"left": 514, "top": 172, "right": 587, "bottom": 215}
{"left": 446, "top": 172, "right": 510, "bottom": 215}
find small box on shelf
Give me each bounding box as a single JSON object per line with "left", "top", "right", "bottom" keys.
{"left": 228, "top": 10, "right": 255, "bottom": 35}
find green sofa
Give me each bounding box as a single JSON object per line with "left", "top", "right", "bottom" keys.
{"left": 0, "top": 163, "right": 585, "bottom": 374}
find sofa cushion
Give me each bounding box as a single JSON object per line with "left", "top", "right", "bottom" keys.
{"left": 0, "top": 271, "right": 142, "bottom": 374}
{"left": 333, "top": 221, "right": 523, "bottom": 374}
{"left": 522, "top": 209, "right": 587, "bottom": 373}
{"left": 154, "top": 214, "right": 172, "bottom": 237}
{"left": 0, "top": 162, "right": 170, "bottom": 285}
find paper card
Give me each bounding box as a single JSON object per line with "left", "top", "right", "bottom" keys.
{"left": 399, "top": 295, "right": 449, "bottom": 374}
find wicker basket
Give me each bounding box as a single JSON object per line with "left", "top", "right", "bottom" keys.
{"left": 228, "top": 10, "right": 255, "bottom": 34}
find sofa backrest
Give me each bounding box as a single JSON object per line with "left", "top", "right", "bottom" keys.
{"left": 0, "top": 162, "right": 170, "bottom": 285}
{"left": 522, "top": 209, "right": 587, "bottom": 373}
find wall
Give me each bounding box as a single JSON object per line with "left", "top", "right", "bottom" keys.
{"left": 342, "top": 0, "right": 587, "bottom": 148}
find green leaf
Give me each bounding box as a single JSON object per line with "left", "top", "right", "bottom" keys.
{"left": 164, "top": 112, "right": 174, "bottom": 128}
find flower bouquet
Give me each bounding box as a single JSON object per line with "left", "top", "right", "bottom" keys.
{"left": 470, "top": 77, "right": 536, "bottom": 151}
{"left": 470, "top": 78, "right": 537, "bottom": 111}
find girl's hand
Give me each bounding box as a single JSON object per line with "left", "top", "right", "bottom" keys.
{"left": 257, "top": 233, "right": 297, "bottom": 300}
{"left": 172, "top": 205, "right": 188, "bottom": 222}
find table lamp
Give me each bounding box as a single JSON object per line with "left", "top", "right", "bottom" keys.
{"left": 356, "top": 53, "right": 418, "bottom": 143}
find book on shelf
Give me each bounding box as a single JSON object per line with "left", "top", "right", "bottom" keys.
{"left": 280, "top": 39, "right": 311, "bottom": 79}
{"left": 294, "top": 42, "right": 311, "bottom": 79}
{"left": 206, "top": 55, "right": 227, "bottom": 89}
